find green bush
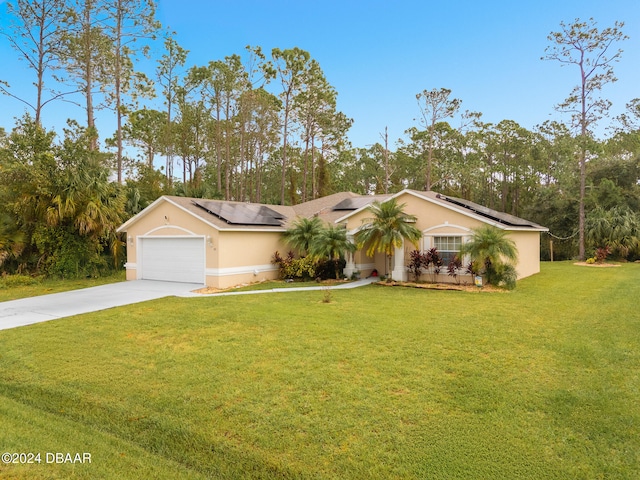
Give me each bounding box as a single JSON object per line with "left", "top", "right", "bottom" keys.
{"left": 33, "top": 226, "right": 109, "bottom": 278}
{"left": 284, "top": 256, "right": 318, "bottom": 280}
{"left": 315, "top": 258, "right": 346, "bottom": 280}
{"left": 272, "top": 252, "right": 348, "bottom": 281}
{"left": 0, "top": 274, "right": 42, "bottom": 289}
{"left": 494, "top": 263, "right": 518, "bottom": 290}
{"left": 272, "top": 251, "right": 318, "bottom": 280}
{"left": 586, "top": 257, "right": 596, "bottom": 264}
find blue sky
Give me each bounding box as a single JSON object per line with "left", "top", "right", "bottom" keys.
{"left": 1, "top": 0, "right": 639, "bottom": 149}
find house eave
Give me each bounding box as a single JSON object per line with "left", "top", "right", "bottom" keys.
{"left": 335, "top": 189, "right": 547, "bottom": 232}
{"left": 117, "top": 195, "right": 170, "bottom": 233}
{"left": 117, "top": 196, "right": 288, "bottom": 234}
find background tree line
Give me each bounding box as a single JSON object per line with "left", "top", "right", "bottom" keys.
{"left": 1, "top": 1, "right": 638, "bottom": 278}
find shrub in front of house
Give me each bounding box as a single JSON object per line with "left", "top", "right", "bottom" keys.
{"left": 315, "top": 258, "right": 346, "bottom": 280}
{"left": 447, "top": 256, "right": 463, "bottom": 284}
{"left": 272, "top": 251, "right": 318, "bottom": 280}
{"left": 272, "top": 251, "right": 347, "bottom": 281}
{"left": 424, "top": 247, "right": 443, "bottom": 283}
{"left": 407, "top": 250, "right": 427, "bottom": 282}
{"left": 406, "top": 248, "right": 450, "bottom": 283}
{"left": 595, "top": 246, "right": 611, "bottom": 264}
{"left": 493, "top": 263, "right": 518, "bottom": 290}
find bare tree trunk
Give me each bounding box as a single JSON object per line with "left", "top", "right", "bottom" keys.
{"left": 311, "top": 135, "right": 316, "bottom": 199}
{"left": 224, "top": 100, "right": 231, "bottom": 200}
{"left": 281, "top": 104, "right": 290, "bottom": 205}
{"left": 256, "top": 142, "right": 262, "bottom": 203}
{"left": 302, "top": 130, "right": 309, "bottom": 202}
{"left": 165, "top": 103, "right": 173, "bottom": 182}
{"left": 35, "top": 10, "right": 44, "bottom": 126}
{"left": 578, "top": 149, "right": 586, "bottom": 260}
{"left": 382, "top": 126, "right": 389, "bottom": 194}
{"left": 114, "top": 0, "right": 123, "bottom": 183}
{"left": 83, "top": 2, "right": 97, "bottom": 150}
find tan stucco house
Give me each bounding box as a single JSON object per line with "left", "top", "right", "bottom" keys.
{"left": 117, "top": 189, "right": 547, "bottom": 288}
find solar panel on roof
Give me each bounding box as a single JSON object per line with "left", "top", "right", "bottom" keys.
{"left": 333, "top": 198, "right": 360, "bottom": 210}
{"left": 438, "top": 194, "right": 540, "bottom": 228}
{"left": 193, "top": 200, "right": 284, "bottom": 226}
{"left": 333, "top": 197, "right": 381, "bottom": 211}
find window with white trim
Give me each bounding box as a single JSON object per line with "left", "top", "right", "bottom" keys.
{"left": 433, "top": 236, "right": 463, "bottom": 265}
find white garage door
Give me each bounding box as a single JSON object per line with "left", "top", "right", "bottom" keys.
{"left": 140, "top": 237, "right": 205, "bottom": 283}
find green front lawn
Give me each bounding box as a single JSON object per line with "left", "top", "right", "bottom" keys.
{"left": 0, "top": 262, "right": 638, "bottom": 479}
{"left": 0, "top": 271, "right": 126, "bottom": 302}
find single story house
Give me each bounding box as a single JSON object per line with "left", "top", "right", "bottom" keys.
{"left": 117, "top": 189, "right": 547, "bottom": 288}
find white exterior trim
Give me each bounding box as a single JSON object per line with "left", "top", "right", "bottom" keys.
{"left": 346, "top": 225, "right": 366, "bottom": 236}
{"left": 334, "top": 191, "right": 415, "bottom": 224}
{"left": 407, "top": 191, "right": 549, "bottom": 232}
{"left": 335, "top": 189, "right": 548, "bottom": 232}
{"left": 355, "top": 262, "right": 376, "bottom": 271}
{"left": 142, "top": 225, "right": 199, "bottom": 236}
{"left": 118, "top": 196, "right": 287, "bottom": 233}
{"left": 117, "top": 195, "right": 174, "bottom": 232}
{"left": 422, "top": 226, "right": 470, "bottom": 252}
{"left": 421, "top": 233, "right": 471, "bottom": 267}
{"left": 206, "top": 264, "right": 278, "bottom": 278}
{"left": 120, "top": 196, "right": 222, "bottom": 232}
{"left": 216, "top": 228, "right": 285, "bottom": 233}
{"left": 392, "top": 241, "right": 407, "bottom": 281}
{"left": 422, "top": 223, "right": 472, "bottom": 234}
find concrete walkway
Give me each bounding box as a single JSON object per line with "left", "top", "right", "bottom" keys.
{"left": 180, "top": 276, "right": 379, "bottom": 297}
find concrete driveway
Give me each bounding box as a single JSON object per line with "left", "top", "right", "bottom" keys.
{"left": 0, "top": 281, "right": 204, "bottom": 331}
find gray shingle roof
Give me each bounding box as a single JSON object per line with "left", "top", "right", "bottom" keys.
{"left": 136, "top": 191, "right": 545, "bottom": 232}
{"left": 405, "top": 190, "right": 545, "bottom": 229}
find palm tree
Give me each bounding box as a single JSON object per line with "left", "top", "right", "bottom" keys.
{"left": 0, "top": 213, "right": 25, "bottom": 268}
{"left": 46, "top": 149, "right": 126, "bottom": 268}
{"left": 283, "top": 216, "right": 324, "bottom": 256}
{"left": 459, "top": 225, "right": 518, "bottom": 285}
{"left": 355, "top": 198, "right": 422, "bottom": 280}
{"left": 310, "top": 224, "right": 356, "bottom": 279}
{"left": 586, "top": 206, "right": 640, "bottom": 259}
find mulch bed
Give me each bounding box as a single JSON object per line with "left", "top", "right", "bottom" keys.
{"left": 573, "top": 262, "right": 621, "bottom": 268}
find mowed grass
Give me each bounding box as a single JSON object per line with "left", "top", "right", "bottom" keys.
{"left": 0, "top": 262, "right": 639, "bottom": 479}
{"left": 0, "top": 271, "right": 125, "bottom": 302}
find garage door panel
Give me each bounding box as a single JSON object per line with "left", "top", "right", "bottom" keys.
{"left": 140, "top": 237, "right": 205, "bottom": 283}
